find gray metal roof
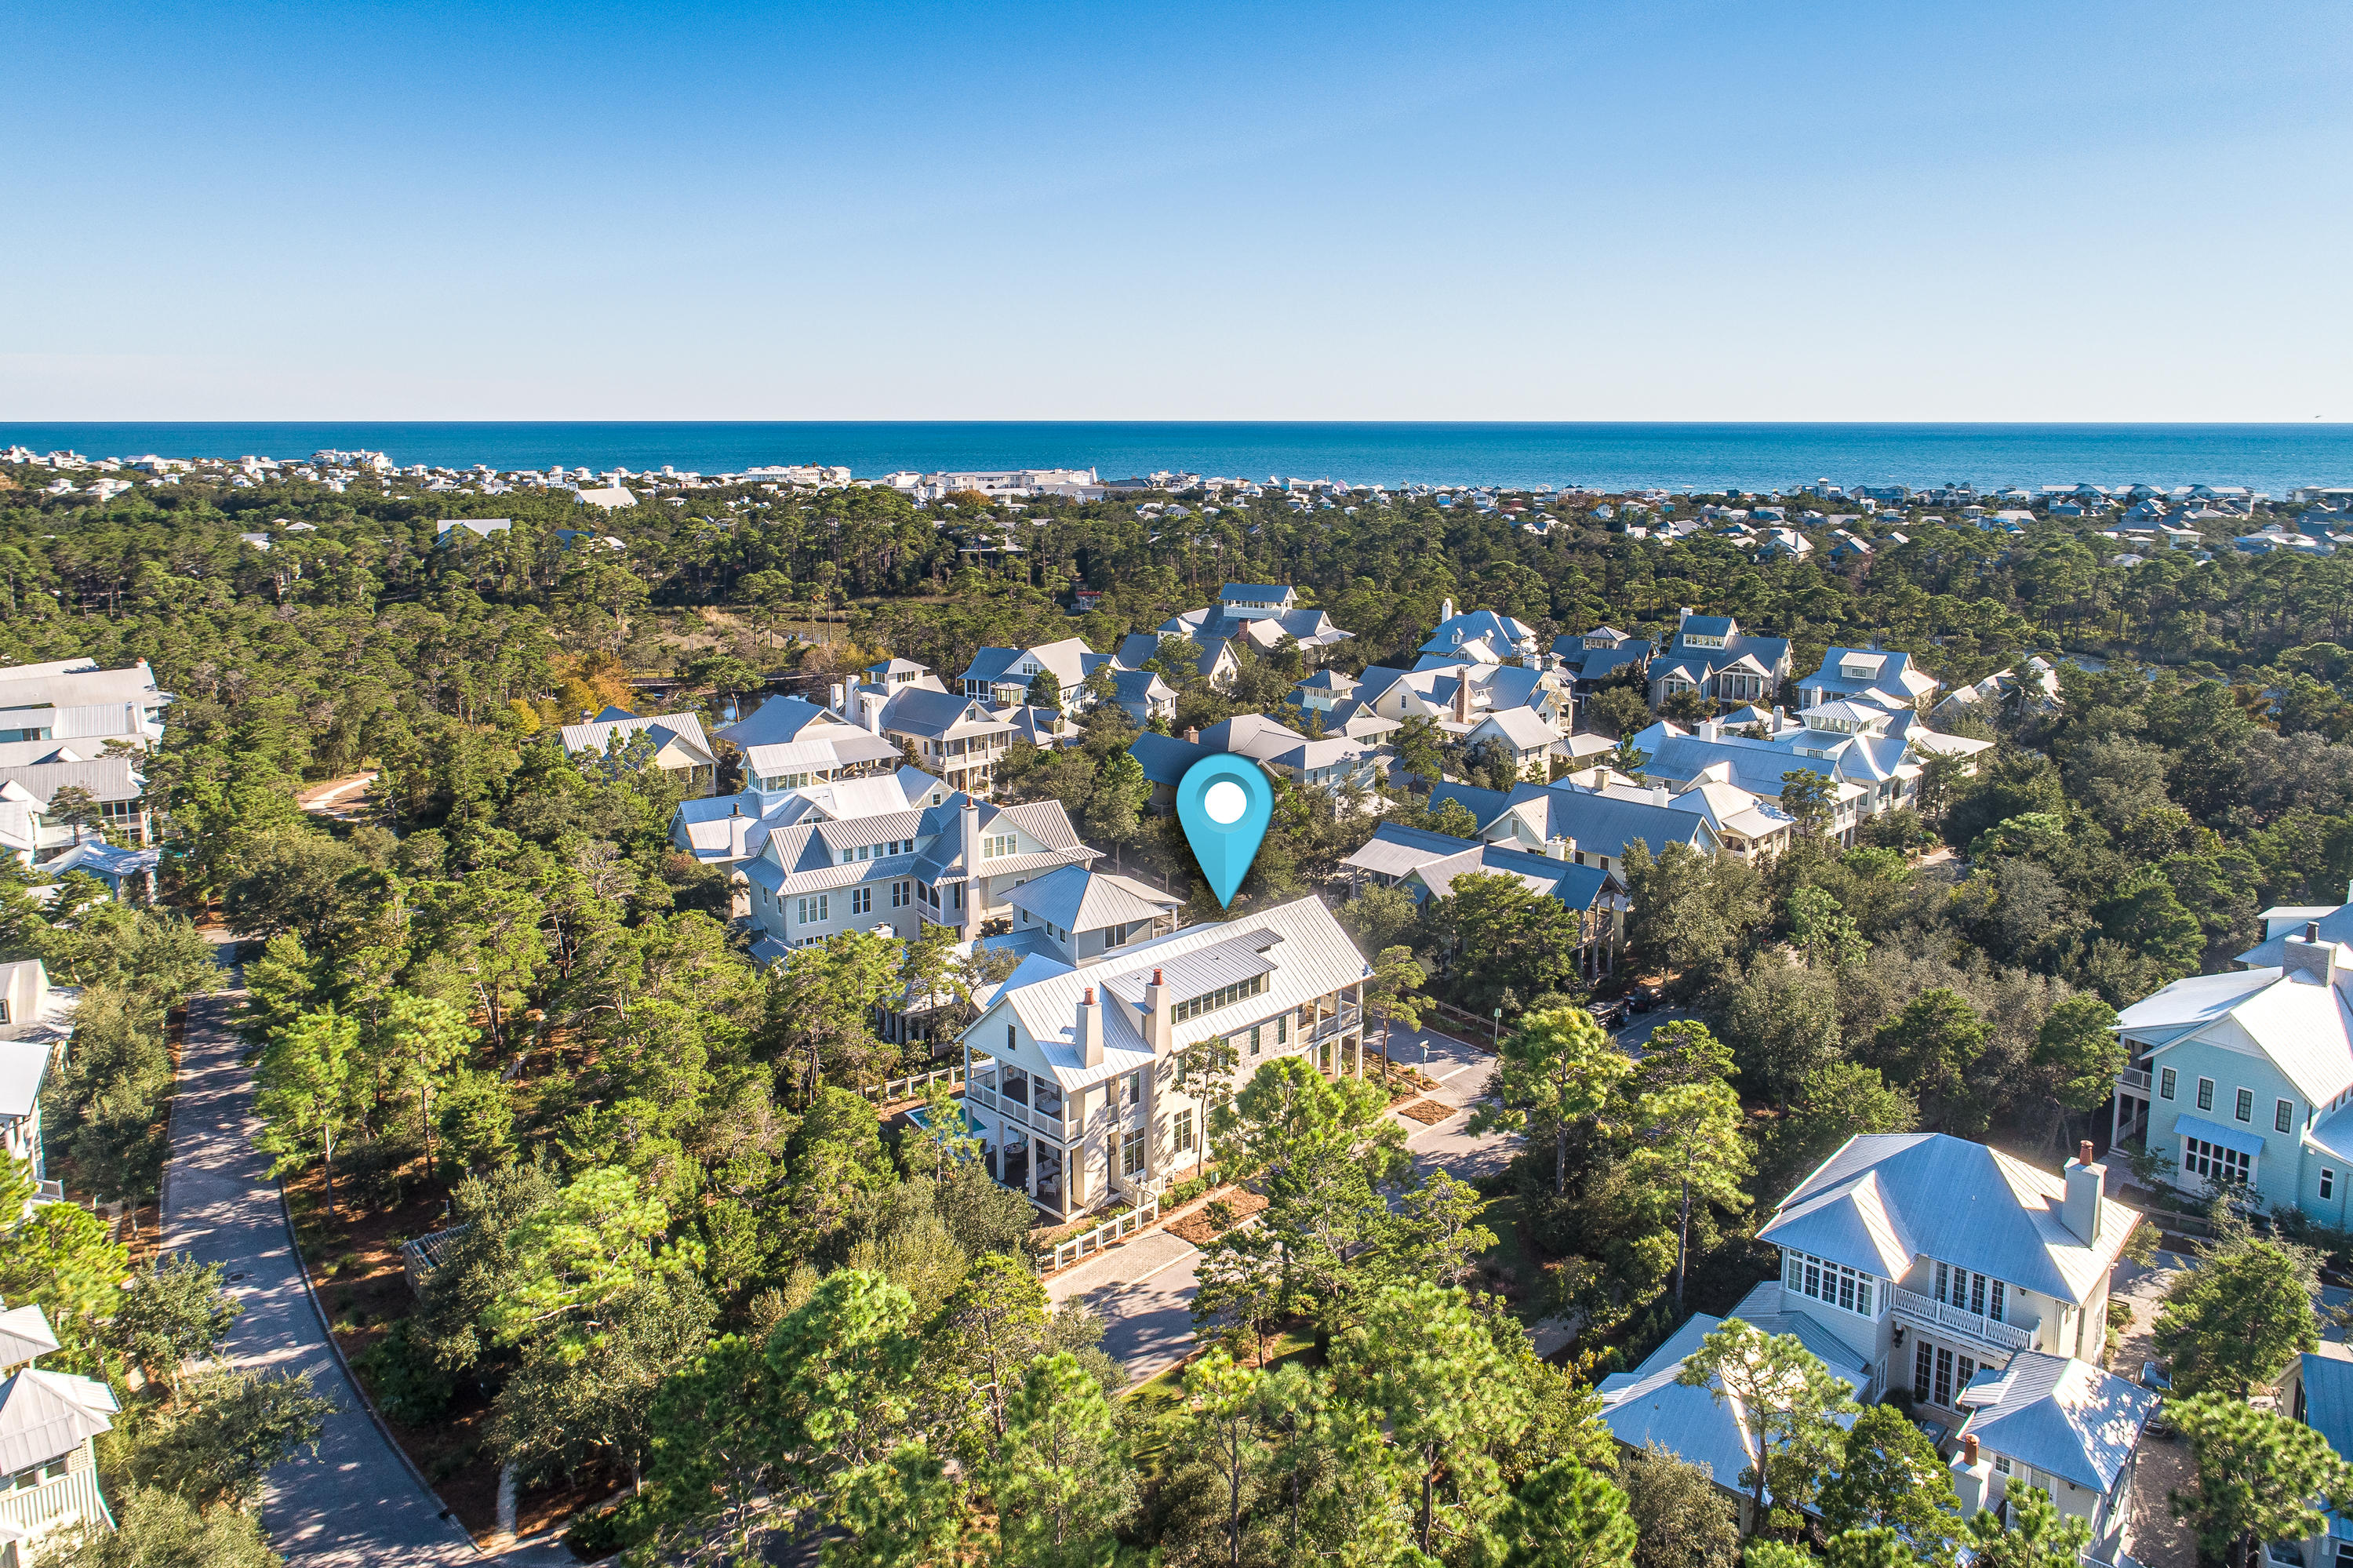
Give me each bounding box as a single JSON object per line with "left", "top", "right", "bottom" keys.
{"left": 1955, "top": 1351, "right": 2157, "bottom": 1493}
{"left": 0, "top": 1041, "right": 47, "bottom": 1121}
{"left": 1758, "top": 1134, "right": 2139, "bottom": 1305}
{"left": 978, "top": 895, "right": 1367, "bottom": 1093}
{"left": 1097, "top": 929, "right": 1281, "bottom": 1008}
{"left": 558, "top": 711, "right": 714, "bottom": 765}
{"left": 1598, "top": 1282, "right": 1867, "bottom": 1501}
{"left": 1006, "top": 866, "right": 1178, "bottom": 933}
{"left": 0, "top": 1306, "right": 58, "bottom": 1370}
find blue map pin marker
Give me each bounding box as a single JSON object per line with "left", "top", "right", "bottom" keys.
{"left": 1176, "top": 754, "right": 1274, "bottom": 908}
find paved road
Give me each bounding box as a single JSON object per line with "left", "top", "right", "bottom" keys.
{"left": 165, "top": 980, "right": 569, "bottom": 1566}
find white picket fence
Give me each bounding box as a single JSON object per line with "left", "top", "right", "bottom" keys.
{"left": 860, "top": 1062, "right": 967, "bottom": 1105}
{"left": 1032, "top": 1193, "right": 1164, "bottom": 1274}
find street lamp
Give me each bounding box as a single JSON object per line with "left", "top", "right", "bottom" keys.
{"left": 1492, "top": 1006, "right": 1503, "bottom": 1046}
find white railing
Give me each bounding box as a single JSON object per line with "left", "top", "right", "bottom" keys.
{"left": 0, "top": 1465, "right": 112, "bottom": 1538}
{"left": 2118, "top": 1068, "right": 2151, "bottom": 1092}
{"left": 1891, "top": 1284, "right": 2033, "bottom": 1352}
{"left": 1032, "top": 1193, "right": 1163, "bottom": 1274}
{"left": 861, "top": 1061, "right": 971, "bottom": 1104}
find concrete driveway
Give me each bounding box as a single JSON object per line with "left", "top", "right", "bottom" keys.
{"left": 1045, "top": 1229, "right": 1202, "bottom": 1387}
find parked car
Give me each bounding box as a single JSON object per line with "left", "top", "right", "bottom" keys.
{"left": 2141, "top": 1361, "right": 2176, "bottom": 1436}
{"left": 1587, "top": 997, "right": 1629, "bottom": 1029}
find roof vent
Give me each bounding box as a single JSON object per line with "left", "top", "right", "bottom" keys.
{"left": 2310, "top": 920, "right": 2323, "bottom": 941}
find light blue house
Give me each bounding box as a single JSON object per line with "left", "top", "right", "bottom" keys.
{"left": 2111, "top": 921, "right": 2353, "bottom": 1225}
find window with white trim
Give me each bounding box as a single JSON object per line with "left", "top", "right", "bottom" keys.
{"left": 2184, "top": 1135, "right": 2251, "bottom": 1184}
{"left": 2236, "top": 1087, "right": 2255, "bottom": 1123}
{"left": 1780, "top": 1250, "right": 1875, "bottom": 1317}
{"left": 2278, "top": 1098, "right": 2296, "bottom": 1134}
{"left": 849, "top": 886, "right": 872, "bottom": 915}
{"left": 2159, "top": 1067, "right": 2177, "bottom": 1101}
{"left": 795, "top": 894, "right": 829, "bottom": 924}
{"left": 2323, "top": 1168, "right": 2337, "bottom": 1201}
{"left": 2197, "top": 1076, "right": 2215, "bottom": 1111}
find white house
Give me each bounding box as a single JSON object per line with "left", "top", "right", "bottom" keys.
{"left": 0, "top": 1301, "right": 118, "bottom": 1552}
{"left": 1757, "top": 1134, "right": 2140, "bottom": 1421}
{"left": 744, "top": 792, "right": 1096, "bottom": 959}
{"left": 960, "top": 896, "right": 1369, "bottom": 1220}
{"left": 559, "top": 707, "right": 718, "bottom": 795}
{"left": 1947, "top": 1352, "right": 2158, "bottom": 1559}
{"left": 0, "top": 659, "right": 169, "bottom": 753}
{"left": 0, "top": 962, "right": 74, "bottom": 1189}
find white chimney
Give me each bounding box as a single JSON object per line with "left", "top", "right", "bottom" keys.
{"left": 865, "top": 695, "right": 882, "bottom": 735}
{"left": 829, "top": 682, "right": 846, "bottom": 715}
{"left": 1951, "top": 1435, "right": 1993, "bottom": 1519}
{"left": 1678, "top": 606, "right": 1694, "bottom": 626}
{"left": 1699, "top": 719, "right": 1720, "bottom": 742}
{"left": 1077, "top": 986, "right": 1104, "bottom": 1067}
{"left": 1440, "top": 596, "right": 1455, "bottom": 623}
{"left": 2062, "top": 1140, "right": 2104, "bottom": 1246}
{"left": 1142, "top": 966, "right": 1169, "bottom": 1053}
{"left": 1651, "top": 784, "right": 1669, "bottom": 808}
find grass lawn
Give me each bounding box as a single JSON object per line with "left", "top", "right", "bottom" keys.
{"left": 1123, "top": 1327, "right": 1318, "bottom": 1480}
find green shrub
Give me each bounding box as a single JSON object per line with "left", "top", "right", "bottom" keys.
{"left": 354, "top": 1317, "right": 453, "bottom": 1425}
{"left": 564, "top": 1491, "right": 663, "bottom": 1558}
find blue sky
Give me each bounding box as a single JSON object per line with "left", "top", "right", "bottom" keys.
{"left": 5, "top": 0, "right": 2348, "bottom": 420}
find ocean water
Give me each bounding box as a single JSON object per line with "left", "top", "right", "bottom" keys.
{"left": 5, "top": 421, "right": 2350, "bottom": 494}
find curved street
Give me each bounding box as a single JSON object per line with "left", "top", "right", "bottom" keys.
{"left": 162, "top": 973, "right": 570, "bottom": 1566}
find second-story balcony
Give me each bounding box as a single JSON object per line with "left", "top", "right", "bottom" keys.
{"left": 1311, "top": 1003, "right": 1362, "bottom": 1042}
{"left": 1890, "top": 1284, "right": 2033, "bottom": 1355}
{"left": 2118, "top": 1067, "right": 2151, "bottom": 1093}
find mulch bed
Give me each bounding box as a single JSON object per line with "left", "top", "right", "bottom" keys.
{"left": 1396, "top": 1098, "right": 1457, "bottom": 1126}
{"left": 1166, "top": 1189, "right": 1270, "bottom": 1246}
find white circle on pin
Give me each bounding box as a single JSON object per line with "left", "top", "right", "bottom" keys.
{"left": 1203, "top": 779, "right": 1248, "bottom": 825}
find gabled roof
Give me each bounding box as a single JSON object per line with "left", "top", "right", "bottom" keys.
{"left": 2116, "top": 959, "right": 2353, "bottom": 1106}
{"left": 0, "top": 758, "right": 143, "bottom": 807}
{"left": 1758, "top": 1134, "right": 2138, "bottom": 1305}
{"left": 717, "top": 695, "right": 838, "bottom": 749}
{"left": 1199, "top": 714, "right": 1310, "bottom": 761}
{"left": 2240, "top": 900, "right": 2353, "bottom": 967}
{"left": 979, "top": 896, "right": 1368, "bottom": 1093}
{"left": 0, "top": 1304, "right": 59, "bottom": 1370}
{"left": 0, "top": 1364, "right": 116, "bottom": 1474}
{"left": 558, "top": 711, "right": 715, "bottom": 767}
{"left": 879, "top": 687, "right": 1009, "bottom": 740}
{"left": 1130, "top": 732, "right": 1208, "bottom": 787}
{"left": 1472, "top": 708, "right": 1561, "bottom": 748}
{"left": 0, "top": 1039, "right": 49, "bottom": 1122}
{"left": 1483, "top": 782, "right": 1721, "bottom": 860}
{"left": 2300, "top": 1352, "right": 2353, "bottom": 1465}
{"left": 1955, "top": 1351, "right": 2157, "bottom": 1493}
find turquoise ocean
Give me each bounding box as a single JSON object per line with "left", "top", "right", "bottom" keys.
{"left": 5, "top": 422, "right": 2349, "bottom": 494}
